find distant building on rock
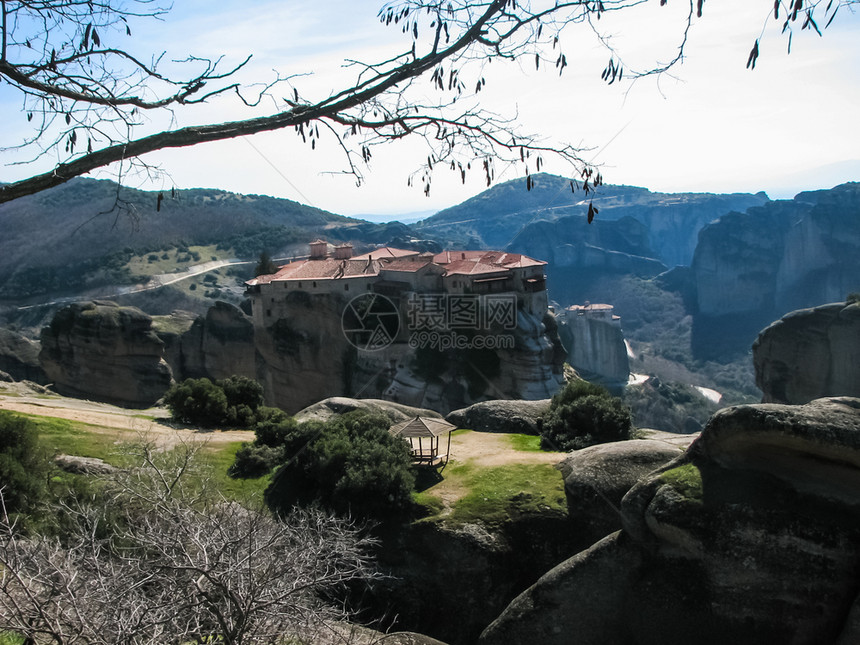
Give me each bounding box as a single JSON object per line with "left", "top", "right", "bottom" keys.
{"left": 245, "top": 240, "right": 549, "bottom": 325}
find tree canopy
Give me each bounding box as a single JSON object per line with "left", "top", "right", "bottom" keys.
{"left": 0, "top": 0, "right": 855, "bottom": 204}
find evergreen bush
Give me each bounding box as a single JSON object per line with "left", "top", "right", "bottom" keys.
{"left": 540, "top": 379, "right": 633, "bottom": 451}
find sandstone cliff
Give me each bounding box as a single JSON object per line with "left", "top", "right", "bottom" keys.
{"left": 753, "top": 301, "right": 860, "bottom": 404}
{"left": 480, "top": 397, "right": 860, "bottom": 645}
{"left": 40, "top": 301, "right": 172, "bottom": 407}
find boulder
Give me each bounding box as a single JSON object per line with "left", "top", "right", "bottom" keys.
{"left": 294, "top": 397, "right": 442, "bottom": 425}
{"left": 54, "top": 454, "right": 117, "bottom": 475}
{"left": 481, "top": 398, "right": 860, "bottom": 645}
{"left": 39, "top": 301, "right": 172, "bottom": 408}
{"left": 0, "top": 327, "right": 47, "bottom": 383}
{"left": 445, "top": 399, "right": 550, "bottom": 434}
{"left": 557, "top": 439, "right": 684, "bottom": 542}
{"left": 753, "top": 301, "right": 860, "bottom": 404}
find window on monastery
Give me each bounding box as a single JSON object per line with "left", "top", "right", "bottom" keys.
{"left": 344, "top": 284, "right": 349, "bottom": 291}
{"left": 266, "top": 309, "right": 271, "bottom": 317}
{"left": 298, "top": 282, "right": 302, "bottom": 288}
{"left": 312, "top": 281, "right": 317, "bottom": 288}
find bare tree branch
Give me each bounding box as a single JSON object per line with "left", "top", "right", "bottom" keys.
{"left": 1, "top": 0, "right": 856, "bottom": 205}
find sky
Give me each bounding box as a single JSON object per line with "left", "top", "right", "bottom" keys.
{"left": 1, "top": 0, "right": 859, "bottom": 218}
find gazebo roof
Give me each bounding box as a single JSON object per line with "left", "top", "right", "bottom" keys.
{"left": 389, "top": 416, "right": 456, "bottom": 439}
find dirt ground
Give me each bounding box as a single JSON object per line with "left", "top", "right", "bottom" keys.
{"left": 0, "top": 381, "right": 569, "bottom": 462}
{"left": 0, "top": 382, "right": 252, "bottom": 446}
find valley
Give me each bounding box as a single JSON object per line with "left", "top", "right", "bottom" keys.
{"left": 1, "top": 173, "right": 858, "bottom": 645}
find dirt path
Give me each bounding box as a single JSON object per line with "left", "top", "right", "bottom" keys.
{"left": 0, "top": 383, "right": 252, "bottom": 446}
{"left": 447, "top": 431, "right": 565, "bottom": 467}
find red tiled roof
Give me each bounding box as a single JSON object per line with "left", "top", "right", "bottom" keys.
{"left": 378, "top": 257, "right": 436, "bottom": 273}
{"left": 434, "top": 250, "right": 545, "bottom": 272}
{"left": 250, "top": 257, "right": 379, "bottom": 283}
{"left": 353, "top": 247, "right": 420, "bottom": 261}
{"left": 248, "top": 246, "right": 545, "bottom": 283}
{"left": 443, "top": 260, "right": 510, "bottom": 276}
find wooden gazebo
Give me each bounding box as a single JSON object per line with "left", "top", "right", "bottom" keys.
{"left": 389, "top": 416, "right": 456, "bottom": 467}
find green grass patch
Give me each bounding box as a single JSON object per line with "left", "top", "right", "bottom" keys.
{"left": 202, "top": 440, "right": 270, "bottom": 502}
{"left": 507, "top": 433, "right": 542, "bottom": 452}
{"left": 28, "top": 415, "right": 125, "bottom": 463}
{"left": 26, "top": 415, "right": 264, "bottom": 504}
{"left": 444, "top": 462, "right": 566, "bottom": 527}
{"left": 0, "top": 631, "right": 24, "bottom": 645}
{"left": 660, "top": 463, "right": 703, "bottom": 501}
{"left": 412, "top": 491, "right": 445, "bottom": 517}
{"left": 126, "top": 244, "right": 226, "bottom": 277}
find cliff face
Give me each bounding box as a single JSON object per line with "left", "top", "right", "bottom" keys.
{"left": 40, "top": 301, "right": 172, "bottom": 407}
{"left": 753, "top": 301, "right": 860, "bottom": 404}
{"left": 254, "top": 291, "right": 354, "bottom": 413}
{"left": 557, "top": 308, "right": 629, "bottom": 382}
{"left": 693, "top": 183, "right": 860, "bottom": 318}
{"left": 509, "top": 216, "right": 666, "bottom": 278}
{"left": 154, "top": 303, "right": 259, "bottom": 384}
{"left": 481, "top": 397, "right": 860, "bottom": 645}
{"left": 0, "top": 328, "right": 46, "bottom": 383}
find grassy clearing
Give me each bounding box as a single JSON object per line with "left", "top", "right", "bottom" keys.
{"left": 447, "top": 462, "right": 566, "bottom": 525}
{"left": 125, "top": 244, "right": 226, "bottom": 277}
{"left": 27, "top": 415, "right": 127, "bottom": 463}
{"left": 507, "top": 433, "right": 542, "bottom": 452}
{"left": 23, "top": 413, "right": 267, "bottom": 504}
{"left": 416, "top": 460, "right": 566, "bottom": 527}
{"left": 0, "top": 632, "right": 23, "bottom": 645}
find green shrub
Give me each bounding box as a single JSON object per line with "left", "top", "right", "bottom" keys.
{"left": 0, "top": 412, "right": 52, "bottom": 515}
{"left": 540, "top": 379, "right": 633, "bottom": 451}
{"left": 261, "top": 411, "right": 415, "bottom": 521}
{"left": 228, "top": 443, "right": 285, "bottom": 478}
{"left": 164, "top": 378, "right": 228, "bottom": 427}
{"left": 165, "top": 376, "right": 267, "bottom": 428}
{"left": 219, "top": 375, "right": 264, "bottom": 413}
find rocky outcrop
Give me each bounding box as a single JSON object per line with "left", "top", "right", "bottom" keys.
{"left": 294, "top": 397, "right": 441, "bottom": 424}
{"left": 481, "top": 398, "right": 860, "bottom": 645}
{"left": 0, "top": 328, "right": 46, "bottom": 383}
{"left": 54, "top": 454, "right": 117, "bottom": 475}
{"left": 156, "top": 302, "right": 258, "bottom": 382}
{"left": 753, "top": 301, "right": 860, "bottom": 404}
{"left": 40, "top": 301, "right": 172, "bottom": 407}
{"left": 557, "top": 439, "right": 684, "bottom": 543}
{"left": 557, "top": 306, "right": 629, "bottom": 382}
{"left": 446, "top": 399, "right": 550, "bottom": 434}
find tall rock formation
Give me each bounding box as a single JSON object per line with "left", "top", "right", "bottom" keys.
{"left": 753, "top": 301, "right": 860, "bottom": 404}
{"left": 40, "top": 301, "right": 172, "bottom": 407}
{"left": 481, "top": 397, "right": 860, "bottom": 645}
{"left": 155, "top": 302, "right": 258, "bottom": 382}
{"left": 557, "top": 304, "right": 630, "bottom": 382}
